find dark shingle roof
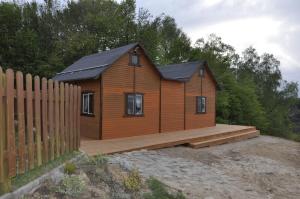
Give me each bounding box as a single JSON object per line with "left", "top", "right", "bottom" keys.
{"left": 53, "top": 43, "right": 138, "bottom": 81}
{"left": 157, "top": 61, "right": 204, "bottom": 82}
{"left": 157, "top": 61, "right": 219, "bottom": 88}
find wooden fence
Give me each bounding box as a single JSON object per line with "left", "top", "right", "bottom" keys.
{"left": 0, "top": 67, "right": 81, "bottom": 194}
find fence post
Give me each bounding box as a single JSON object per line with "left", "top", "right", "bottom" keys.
{"left": 42, "top": 78, "right": 49, "bottom": 163}
{"left": 26, "top": 74, "right": 34, "bottom": 170}
{"left": 59, "top": 82, "right": 65, "bottom": 154}
{"left": 48, "top": 80, "right": 54, "bottom": 160}
{"left": 16, "top": 71, "right": 25, "bottom": 174}
{"left": 54, "top": 81, "right": 60, "bottom": 157}
{"left": 6, "top": 69, "right": 16, "bottom": 177}
{"left": 34, "top": 76, "right": 42, "bottom": 166}
{"left": 0, "top": 67, "right": 11, "bottom": 194}
{"left": 77, "top": 86, "right": 81, "bottom": 149}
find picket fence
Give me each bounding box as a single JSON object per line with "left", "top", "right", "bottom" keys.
{"left": 0, "top": 67, "right": 81, "bottom": 193}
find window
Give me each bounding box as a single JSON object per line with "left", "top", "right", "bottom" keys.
{"left": 126, "top": 93, "right": 144, "bottom": 116}
{"left": 130, "top": 53, "right": 139, "bottom": 66}
{"left": 199, "top": 67, "right": 205, "bottom": 77}
{"left": 82, "top": 92, "right": 94, "bottom": 115}
{"left": 196, "top": 96, "right": 206, "bottom": 113}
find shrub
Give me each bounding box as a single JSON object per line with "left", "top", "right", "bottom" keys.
{"left": 64, "top": 162, "right": 77, "bottom": 175}
{"left": 89, "top": 154, "right": 108, "bottom": 167}
{"left": 123, "top": 169, "right": 142, "bottom": 192}
{"left": 56, "top": 175, "right": 86, "bottom": 197}
{"left": 144, "top": 177, "right": 185, "bottom": 199}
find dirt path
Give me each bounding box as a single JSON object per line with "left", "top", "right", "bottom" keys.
{"left": 110, "top": 135, "right": 300, "bottom": 199}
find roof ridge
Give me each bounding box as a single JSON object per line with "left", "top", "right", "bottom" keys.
{"left": 157, "top": 60, "right": 202, "bottom": 68}
{"left": 80, "top": 42, "right": 138, "bottom": 60}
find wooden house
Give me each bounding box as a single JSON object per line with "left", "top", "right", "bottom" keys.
{"left": 53, "top": 43, "right": 218, "bottom": 140}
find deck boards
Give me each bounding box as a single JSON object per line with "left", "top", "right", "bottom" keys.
{"left": 80, "top": 124, "right": 258, "bottom": 155}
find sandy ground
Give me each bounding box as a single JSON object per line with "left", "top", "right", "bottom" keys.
{"left": 110, "top": 135, "right": 300, "bottom": 199}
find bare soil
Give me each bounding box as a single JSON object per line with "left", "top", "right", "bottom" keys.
{"left": 111, "top": 135, "right": 300, "bottom": 199}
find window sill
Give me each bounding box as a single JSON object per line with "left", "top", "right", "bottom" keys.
{"left": 81, "top": 113, "right": 95, "bottom": 117}
{"left": 195, "top": 112, "right": 206, "bottom": 114}
{"left": 123, "top": 114, "right": 145, "bottom": 118}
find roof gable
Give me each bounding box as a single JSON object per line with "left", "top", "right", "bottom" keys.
{"left": 157, "top": 61, "right": 219, "bottom": 88}
{"left": 157, "top": 61, "right": 203, "bottom": 82}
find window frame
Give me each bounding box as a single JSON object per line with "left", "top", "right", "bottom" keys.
{"left": 129, "top": 52, "right": 141, "bottom": 66}
{"left": 125, "top": 93, "right": 144, "bottom": 117}
{"left": 81, "top": 91, "right": 95, "bottom": 116}
{"left": 196, "top": 96, "right": 207, "bottom": 114}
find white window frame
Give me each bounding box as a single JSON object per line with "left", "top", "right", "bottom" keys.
{"left": 196, "top": 96, "right": 206, "bottom": 114}
{"left": 82, "top": 92, "right": 94, "bottom": 115}
{"left": 126, "top": 93, "right": 144, "bottom": 116}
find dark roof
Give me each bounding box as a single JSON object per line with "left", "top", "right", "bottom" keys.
{"left": 157, "top": 61, "right": 204, "bottom": 82}
{"left": 53, "top": 43, "right": 138, "bottom": 81}
{"left": 157, "top": 61, "right": 220, "bottom": 89}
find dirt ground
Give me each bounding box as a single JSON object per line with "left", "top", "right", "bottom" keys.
{"left": 110, "top": 135, "right": 300, "bottom": 199}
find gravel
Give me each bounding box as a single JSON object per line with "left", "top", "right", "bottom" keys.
{"left": 110, "top": 135, "right": 300, "bottom": 199}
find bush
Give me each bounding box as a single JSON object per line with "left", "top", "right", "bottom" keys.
{"left": 64, "top": 162, "right": 77, "bottom": 175}
{"left": 89, "top": 154, "right": 108, "bottom": 167}
{"left": 123, "top": 169, "right": 142, "bottom": 192}
{"left": 56, "top": 175, "right": 86, "bottom": 197}
{"left": 144, "top": 177, "right": 185, "bottom": 199}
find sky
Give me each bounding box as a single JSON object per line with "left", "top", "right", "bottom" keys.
{"left": 135, "top": 0, "right": 300, "bottom": 90}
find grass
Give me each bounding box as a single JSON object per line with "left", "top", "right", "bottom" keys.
{"left": 144, "top": 177, "right": 186, "bottom": 199}
{"left": 11, "top": 151, "right": 80, "bottom": 190}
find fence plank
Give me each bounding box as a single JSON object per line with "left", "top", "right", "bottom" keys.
{"left": 6, "top": 69, "right": 16, "bottom": 177}
{"left": 34, "top": 76, "right": 42, "bottom": 166}
{"left": 0, "top": 68, "right": 11, "bottom": 194}
{"left": 26, "top": 74, "right": 34, "bottom": 170}
{"left": 42, "top": 78, "right": 48, "bottom": 163}
{"left": 59, "top": 82, "right": 65, "bottom": 154}
{"left": 77, "top": 86, "right": 81, "bottom": 149}
{"left": 0, "top": 67, "right": 5, "bottom": 182}
{"left": 16, "top": 71, "right": 25, "bottom": 174}
{"left": 64, "top": 84, "right": 69, "bottom": 152}
{"left": 48, "top": 80, "right": 54, "bottom": 160}
{"left": 69, "top": 85, "right": 74, "bottom": 151}
{"left": 73, "top": 86, "right": 78, "bottom": 150}
{"left": 54, "top": 81, "right": 60, "bottom": 157}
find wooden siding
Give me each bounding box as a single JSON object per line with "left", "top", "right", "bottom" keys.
{"left": 77, "top": 79, "right": 101, "bottom": 139}
{"left": 185, "top": 67, "right": 216, "bottom": 129}
{"left": 160, "top": 80, "right": 185, "bottom": 132}
{"left": 102, "top": 49, "right": 160, "bottom": 139}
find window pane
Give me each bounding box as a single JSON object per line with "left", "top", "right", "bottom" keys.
{"left": 200, "top": 68, "right": 205, "bottom": 77}
{"left": 201, "top": 97, "right": 206, "bottom": 112}
{"left": 88, "top": 94, "right": 94, "bottom": 114}
{"left": 131, "top": 54, "right": 138, "bottom": 65}
{"left": 135, "top": 94, "right": 143, "bottom": 115}
{"left": 83, "top": 94, "right": 89, "bottom": 113}
{"left": 127, "top": 95, "right": 134, "bottom": 115}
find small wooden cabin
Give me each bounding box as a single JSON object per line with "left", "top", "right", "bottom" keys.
{"left": 53, "top": 43, "right": 218, "bottom": 140}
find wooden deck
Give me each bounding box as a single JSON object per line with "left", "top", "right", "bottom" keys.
{"left": 80, "top": 124, "right": 259, "bottom": 155}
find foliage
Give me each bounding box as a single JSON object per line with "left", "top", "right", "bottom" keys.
{"left": 0, "top": 0, "right": 299, "bottom": 140}
{"left": 190, "top": 34, "right": 299, "bottom": 139}
{"left": 64, "top": 162, "right": 77, "bottom": 175}
{"left": 56, "top": 175, "right": 86, "bottom": 197}
{"left": 89, "top": 154, "right": 108, "bottom": 167}
{"left": 123, "top": 169, "right": 142, "bottom": 192}
{"left": 11, "top": 152, "right": 79, "bottom": 190}
{"left": 144, "top": 177, "right": 186, "bottom": 199}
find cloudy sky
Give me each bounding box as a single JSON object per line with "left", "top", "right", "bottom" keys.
{"left": 136, "top": 0, "right": 300, "bottom": 89}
